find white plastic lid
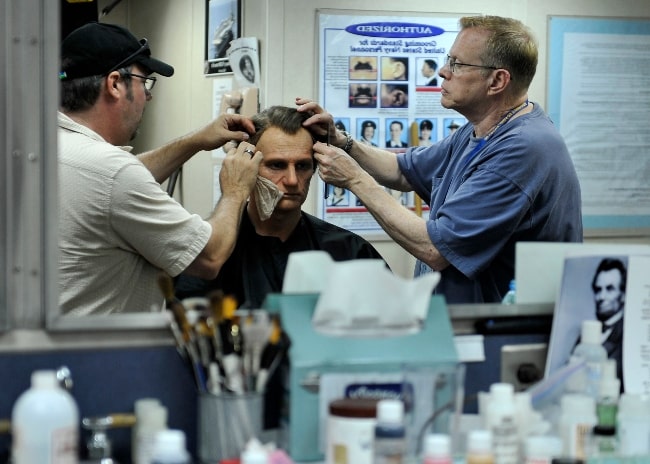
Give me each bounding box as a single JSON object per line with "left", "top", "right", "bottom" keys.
{"left": 134, "top": 398, "right": 162, "bottom": 416}
{"left": 139, "top": 404, "right": 168, "bottom": 427}
{"left": 423, "top": 433, "right": 450, "bottom": 457}
{"left": 376, "top": 399, "right": 404, "bottom": 424}
{"left": 525, "top": 435, "right": 562, "bottom": 458}
{"left": 490, "top": 382, "right": 514, "bottom": 405}
{"left": 241, "top": 438, "right": 268, "bottom": 464}
{"left": 154, "top": 429, "right": 186, "bottom": 453}
{"left": 467, "top": 430, "right": 492, "bottom": 453}
{"left": 581, "top": 320, "right": 602, "bottom": 345}
{"left": 31, "top": 370, "right": 58, "bottom": 389}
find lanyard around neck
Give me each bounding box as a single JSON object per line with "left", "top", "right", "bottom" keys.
{"left": 462, "top": 100, "right": 529, "bottom": 169}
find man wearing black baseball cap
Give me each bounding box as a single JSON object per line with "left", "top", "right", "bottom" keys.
{"left": 58, "top": 22, "right": 263, "bottom": 315}
{"left": 60, "top": 22, "right": 174, "bottom": 81}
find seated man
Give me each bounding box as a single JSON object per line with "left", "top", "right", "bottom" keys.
{"left": 175, "top": 106, "right": 386, "bottom": 429}
{"left": 174, "top": 105, "right": 386, "bottom": 307}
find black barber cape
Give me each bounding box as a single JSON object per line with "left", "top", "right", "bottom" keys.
{"left": 174, "top": 210, "right": 386, "bottom": 307}
{"left": 174, "top": 210, "right": 385, "bottom": 429}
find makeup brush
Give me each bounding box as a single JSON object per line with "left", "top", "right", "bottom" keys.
{"left": 157, "top": 272, "right": 207, "bottom": 392}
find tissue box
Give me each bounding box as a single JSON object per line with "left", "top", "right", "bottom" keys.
{"left": 263, "top": 293, "right": 459, "bottom": 462}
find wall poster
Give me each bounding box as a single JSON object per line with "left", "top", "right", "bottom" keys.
{"left": 547, "top": 16, "right": 650, "bottom": 234}
{"left": 205, "top": 0, "right": 240, "bottom": 75}
{"left": 316, "top": 11, "right": 465, "bottom": 239}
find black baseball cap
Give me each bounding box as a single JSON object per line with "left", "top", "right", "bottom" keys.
{"left": 60, "top": 22, "right": 174, "bottom": 80}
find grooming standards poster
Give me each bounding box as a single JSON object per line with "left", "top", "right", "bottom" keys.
{"left": 316, "top": 12, "right": 465, "bottom": 238}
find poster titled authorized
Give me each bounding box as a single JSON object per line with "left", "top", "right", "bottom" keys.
{"left": 316, "top": 13, "right": 465, "bottom": 238}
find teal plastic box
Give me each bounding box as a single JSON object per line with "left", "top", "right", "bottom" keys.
{"left": 263, "top": 293, "right": 459, "bottom": 462}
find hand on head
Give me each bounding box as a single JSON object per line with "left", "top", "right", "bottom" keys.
{"left": 219, "top": 141, "right": 262, "bottom": 200}
{"left": 196, "top": 113, "right": 256, "bottom": 152}
{"left": 312, "top": 141, "right": 362, "bottom": 190}
{"left": 295, "top": 97, "right": 347, "bottom": 148}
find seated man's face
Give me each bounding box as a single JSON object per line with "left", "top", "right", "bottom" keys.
{"left": 256, "top": 126, "right": 315, "bottom": 213}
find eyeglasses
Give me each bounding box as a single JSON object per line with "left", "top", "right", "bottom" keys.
{"left": 122, "top": 72, "right": 157, "bottom": 91}
{"left": 445, "top": 54, "right": 497, "bottom": 73}
{"left": 106, "top": 38, "right": 150, "bottom": 75}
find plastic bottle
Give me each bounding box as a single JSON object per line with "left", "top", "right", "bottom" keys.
{"left": 569, "top": 320, "right": 607, "bottom": 399}
{"left": 502, "top": 280, "right": 516, "bottom": 304}
{"left": 595, "top": 359, "right": 619, "bottom": 428}
{"left": 558, "top": 394, "right": 596, "bottom": 460}
{"left": 422, "top": 433, "right": 452, "bottom": 464}
{"left": 485, "top": 383, "right": 518, "bottom": 464}
{"left": 11, "top": 369, "right": 80, "bottom": 464}
{"left": 373, "top": 399, "right": 406, "bottom": 464}
{"left": 132, "top": 398, "right": 168, "bottom": 464}
{"left": 616, "top": 393, "right": 650, "bottom": 456}
{"left": 465, "top": 430, "right": 494, "bottom": 464}
{"left": 151, "top": 429, "right": 191, "bottom": 464}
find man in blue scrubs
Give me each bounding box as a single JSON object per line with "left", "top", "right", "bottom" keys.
{"left": 298, "top": 15, "right": 583, "bottom": 304}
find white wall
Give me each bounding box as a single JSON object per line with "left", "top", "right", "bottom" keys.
{"left": 127, "top": 0, "right": 650, "bottom": 277}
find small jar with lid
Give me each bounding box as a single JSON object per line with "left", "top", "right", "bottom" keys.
{"left": 326, "top": 398, "right": 379, "bottom": 464}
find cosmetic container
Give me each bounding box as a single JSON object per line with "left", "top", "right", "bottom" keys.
{"left": 11, "top": 370, "right": 79, "bottom": 464}
{"left": 151, "top": 429, "right": 191, "bottom": 464}
{"left": 568, "top": 320, "right": 607, "bottom": 399}
{"left": 327, "top": 397, "right": 378, "bottom": 464}
{"left": 421, "top": 433, "right": 452, "bottom": 464}
{"left": 465, "top": 430, "right": 494, "bottom": 464}
{"left": 373, "top": 399, "right": 406, "bottom": 464}
{"left": 485, "top": 383, "right": 518, "bottom": 464}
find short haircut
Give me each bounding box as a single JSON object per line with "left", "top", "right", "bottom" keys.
{"left": 424, "top": 59, "right": 437, "bottom": 71}
{"left": 249, "top": 106, "right": 316, "bottom": 171}
{"left": 419, "top": 119, "right": 433, "bottom": 131}
{"left": 591, "top": 258, "right": 627, "bottom": 293}
{"left": 460, "top": 15, "right": 538, "bottom": 96}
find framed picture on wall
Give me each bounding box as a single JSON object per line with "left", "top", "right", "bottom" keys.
{"left": 205, "top": 0, "right": 240, "bottom": 75}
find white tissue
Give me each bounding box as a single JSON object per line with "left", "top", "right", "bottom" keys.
{"left": 254, "top": 176, "right": 284, "bottom": 221}
{"left": 282, "top": 251, "right": 441, "bottom": 337}
{"left": 282, "top": 250, "right": 336, "bottom": 293}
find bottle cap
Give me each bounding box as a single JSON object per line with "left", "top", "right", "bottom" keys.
{"left": 376, "top": 399, "right": 404, "bottom": 424}
{"left": 241, "top": 438, "right": 268, "bottom": 464}
{"left": 154, "top": 429, "right": 186, "bottom": 453}
{"left": 329, "top": 398, "right": 378, "bottom": 418}
{"left": 423, "top": 433, "right": 450, "bottom": 458}
{"left": 490, "top": 382, "right": 514, "bottom": 404}
{"left": 31, "top": 370, "right": 58, "bottom": 389}
{"left": 134, "top": 398, "right": 161, "bottom": 417}
{"left": 139, "top": 404, "right": 168, "bottom": 427}
{"left": 467, "top": 429, "right": 492, "bottom": 453}
{"left": 581, "top": 320, "right": 602, "bottom": 345}
{"left": 593, "top": 425, "right": 616, "bottom": 436}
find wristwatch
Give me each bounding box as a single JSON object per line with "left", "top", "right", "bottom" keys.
{"left": 340, "top": 131, "right": 353, "bottom": 153}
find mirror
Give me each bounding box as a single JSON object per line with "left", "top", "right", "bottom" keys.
{"left": 6, "top": 0, "right": 556, "bottom": 338}
{"left": 48, "top": 0, "right": 174, "bottom": 332}
{"left": 0, "top": 0, "right": 172, "bottom": 335}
